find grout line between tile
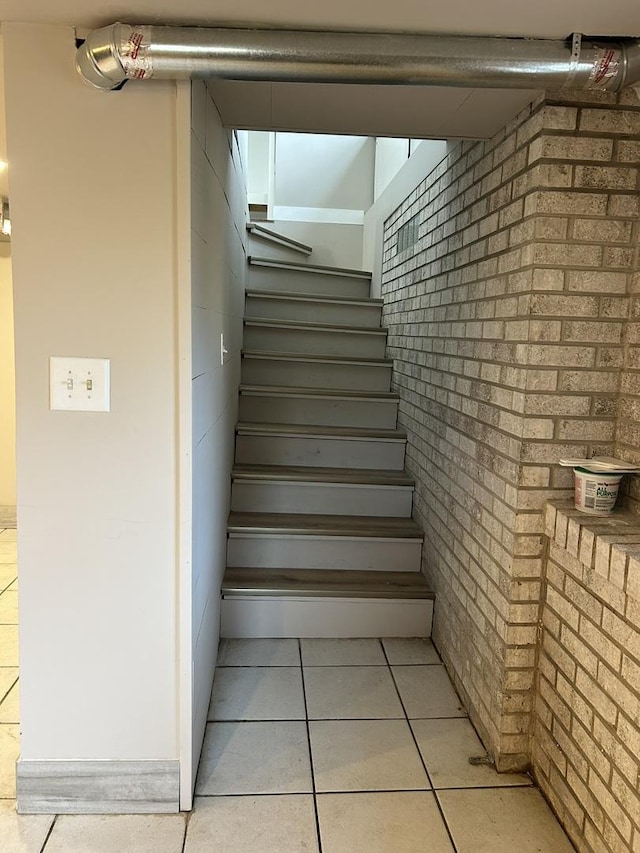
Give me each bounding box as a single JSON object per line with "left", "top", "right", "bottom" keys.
{"left": 382, "top": 642, "right": 460, "bottom": 853}
{"left": 39, "top": 813, "right": 58, "bottom": 852}
{"left": 298, "top": 639, "right": 323, "bottom": 853}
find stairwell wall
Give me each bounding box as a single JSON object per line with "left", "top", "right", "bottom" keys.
{"left": 378, "top": 89, "right": 640, "bottom": 771}
{"left": 190, "top": 81, "right": 247, "bottom": 790}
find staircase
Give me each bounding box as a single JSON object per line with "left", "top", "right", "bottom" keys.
{"left": 220, "top": 223, "right": 434, "bottom": 638}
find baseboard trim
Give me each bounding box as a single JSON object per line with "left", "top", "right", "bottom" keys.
{"left": 16, "top": 759, "right": 180, "bottom": 814}
{"left": 0, "top": 505, "right": 16, "bottom": 527}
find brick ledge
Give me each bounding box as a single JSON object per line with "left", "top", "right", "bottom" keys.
{"left": 544, "top": 500, "right": 640, "bottom": 599}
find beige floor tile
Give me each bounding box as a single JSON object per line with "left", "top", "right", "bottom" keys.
{"left": 0, "top": 544, "right": 17, "bottom": 564}
{"left": 0, "top": 680, "right": 19, "bottom": 724}
{"left": 382, "top": 637, "right": 441, "bottom": 665}
{"left": 0, "top": 626, "right": 19, "bottom": 667}
{"left": 317, "top": 791, "right": 455, "bottom": 853}
{"left": 217, "top": 638, "right": 300, "bottom": 667}
{"left": 438, "top": 787, "right": 575, "bottom": 853}
{"left": 0, "top": 530, "right": 17, "bottom": 542}
{"left": 0, "top": 799, "right": 54, "bottom": 853}
{"left": 0, "top": 566, "right": 17, "bottom": 592}
{"left": 301, "top": 638, "right": 385, "bottom": 666}
{"left": 392, "top": 665, "right": 466, "bottom": 718}
{"left": 0, "top": 724, "right": 19, "bottom": 798}
{"left": 196, "top": 721, "right": 312, "bottom": 795}
{"left": 208, "top": 666, "right": 305, "bottom": 720}
{"left": 411, "top": 718, "right": 531, "bottom": 788}
{"left": 304, "top": 666, "right": 404, "bottom": 719}
{"left": 185, "top": 795, "right": 319, "bottom": 853}
{"left": 43, "top": 814, "right": 186, "bottom": 853}
{"left": 0, "top": 668, "right": 18, "bottom": 701}
{"left": 0, "top": 591, "right": 18, "bottom": 625}
{"left": 310, "top": 719, "right": 429, "bottom": 792}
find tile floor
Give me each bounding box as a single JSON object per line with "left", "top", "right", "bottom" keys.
{"left": 0, "top": 528, "right": 576, "bottom": 852}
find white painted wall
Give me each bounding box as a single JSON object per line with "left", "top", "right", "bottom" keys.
{"left": 363, "top": 140, "right": 450, "bottom": 296}
{"left": 270, "top": 132, "right": 375, "bottom": 268}
{"left": 3, "top": 24, "right": 179, "bottom": 763}
{"left": 0, "top": 246, "right": 15, "bottom": 507}
{"left": 374, "top": 138, "right": 410, "bottom": 201}
{"left": 189, "top": 81, "right": 246, "bottom": 791}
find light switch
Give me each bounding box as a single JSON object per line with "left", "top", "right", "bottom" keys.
{"left": 50, "top": 357, "right": 110, "bottom": 412}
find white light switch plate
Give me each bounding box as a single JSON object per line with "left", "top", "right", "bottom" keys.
{"left": 50, "top": 357, "right": 110, "bottom": 412}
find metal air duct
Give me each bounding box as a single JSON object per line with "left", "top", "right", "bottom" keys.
{"left": 76, "top": 23, "right": 640, "bottom": 93}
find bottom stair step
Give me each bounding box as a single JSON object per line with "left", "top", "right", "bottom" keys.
{"left": 222, "top": 567, "right": 434, "bottom": 598}
{"left": 220, "top": 568, "right": 434, "bottom": 639}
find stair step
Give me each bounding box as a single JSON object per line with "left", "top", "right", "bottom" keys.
{"left": 231, "top": 464, "right": 413, "bottom": 486}
{"left": 243, "top": 319, "right": 387, "bottom": 359}
{"left": 228, "top": 511, "right": 423, "bottom": 539}
{"left": 248, "top": 257, "right": 371, "bottom": 298}
{"left": 231, "top": 465, "right": 414, "bottom": 516}
{"left": 234, "top": 422, "right": 407, "bottom": 470}
{"left": 222, "top": 567, "right": 434, "bottom": 599}
{"left": 246, "top": 290, "right": 382, "bottom": 307}
{"left": 245, "top": 290, "right": 383, "bottom": 326}
{"left": 242, "top": 350, "right": 393, "bottom": 392}
{"left": 247, "top": 224, "right": 312, "bottom": 256}
{"left": 220, "top": 568, "right": 434, "bottom": 638}
{"left": 227, "top": 510, "right": 423, "bottom": 570}
{"left": 249, "top": 257, "right": 372, "bottom": 280}
{"left": 238, "top": 385, "right": 399, "bottom": 429}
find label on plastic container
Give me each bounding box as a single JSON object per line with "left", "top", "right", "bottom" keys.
{"left": 574, "top": 467, "right": 622, "bottom": 515}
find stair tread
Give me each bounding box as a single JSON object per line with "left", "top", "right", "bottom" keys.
{"left": 236, "top": 422, "right": 407, "bottom": 440}
{"left": 239, "top": 384, "right": 399, "bottom": 401}
{"left": 222, "top": 567, "right": 434, "bottom": 599}
{"left": 246, "top": 225, "right": 313, "bottom": 255}
{"left": 246, "top": 289, "right": 382, "bottom": 307}
{"left": 242, "top": 350, "right": 393, "bottom": 367}
{"left": 249, "top": 256, "right": 372, "bottom": 280}
{"left": 244, "top": 318, "right": 386, "bottom": 335}
{"left": 227, "top": 511, "right": 423, "bottom": 539}
{"left": 232, "top": 464, "right": 414, "bottom": 487}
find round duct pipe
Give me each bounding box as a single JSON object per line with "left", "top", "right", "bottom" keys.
{"left": 76, "top": 23, "right": 640, "bottom": 93}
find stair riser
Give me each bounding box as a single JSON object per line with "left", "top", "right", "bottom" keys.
{"left": 241, "top": 358, "right": 392, "bottom": 392}
{"left": 230, "top": 481, "right": 414, "bottom": 517}
{"left": 243, "top": 326, "right": 387, "bottom": 359}
{"left": 221, "top": 597, "right": 433, "bottom": 638}
{"left": 245, "top": 296, "right": 382, "bottom": 327}
{"left": 247, "top": 237, "right": 310, "bottom": 264}
{"left": 239, "top": 394, "right": 398, "bottom": 429}
{"left": 235, "top": 435, "right": 406, "bottom": 469}
{"left": 248, "top": 267, "right": 371, "bottom": 299}
{"left": 227, "top": 536, "right": 422, "bottom": 572}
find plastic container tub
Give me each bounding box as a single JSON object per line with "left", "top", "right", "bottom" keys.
{"left": 573, "top": 467, "right": 623, "bottom": 516}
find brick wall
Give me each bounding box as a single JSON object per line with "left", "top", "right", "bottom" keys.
{"left": 538, "top": 503, "right": 640, "bottom": 853}
{"left": 380, "top": 89, "right": 640, "bottom": 772}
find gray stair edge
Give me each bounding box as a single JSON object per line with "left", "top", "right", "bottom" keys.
{"left": 222, "top": 567, "right": 434, "bottom": 600}
{"left": 235, "top": 422, "right": 408, "bottom": 440}
{"left": 247, "top": 224, "right": 313, "bottom": 255}
{"left": 231, "top": 464, "right": 414, "bottom": 487}
{"left": 239, "top": 384, "right": 400, "bottom": 401}
{"left": 248, "top": 256, "right": 372, "bottom": 280}
{"left": 245, "top": 289, "right": 383, "bottom": 307}
{"left": 227, "top": 511, "right": 424, "bottom": 539}
{"left": 242, "top": 350, "right": 393, "bottom": 367}
{"left": 244, "top": 318, "right": 386, "bottom": 335}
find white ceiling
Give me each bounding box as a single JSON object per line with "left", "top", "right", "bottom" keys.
{"left": 1, "top": 0, "right": 640, "bottom": 141}
{"left": 1, "top": 0, "right": 639, "bottom": 38}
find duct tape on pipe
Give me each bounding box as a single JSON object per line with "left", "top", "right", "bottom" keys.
{"left": 121, "top": 29, "right": 154, "bottom": 80}
{"left": 588, "top": 47, "right": 621, "bottom": 89}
